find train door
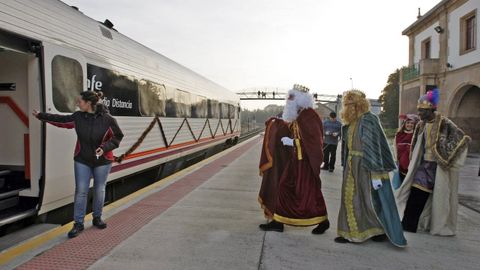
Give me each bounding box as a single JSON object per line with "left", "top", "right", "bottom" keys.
{"left": 39, "top": 42, "right": 86, "bottom": 215}
{"left": 0, "top": 30, "right": 43, "bottom": 225}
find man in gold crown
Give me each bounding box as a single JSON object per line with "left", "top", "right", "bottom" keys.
{"left": 335, "top": 90, "right": 406, "bottom": 247}
{"left": 258, "top": 84, "right": 329, "bottom": 234}
{"left": 396, "top": 89, "right": 470, "bottom": 236}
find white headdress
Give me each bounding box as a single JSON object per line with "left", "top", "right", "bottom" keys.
{"left": 282, "top": 84, "right": 315, "bottom": 122}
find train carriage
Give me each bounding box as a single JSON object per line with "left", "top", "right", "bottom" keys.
{"left": 0, "top": 0, "right": 240, "bottom": 226}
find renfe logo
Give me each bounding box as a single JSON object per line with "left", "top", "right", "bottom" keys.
{"left": 87, "top": 73, "right": 133, "bottom": 110}
{"left": 87, "top": 63, "right": 141, "bottom": 116}
{"left": 87, "top": 75, "right": 103, "bottom": 91}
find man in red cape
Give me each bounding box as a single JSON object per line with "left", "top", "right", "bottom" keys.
{"left": 258, "top": 84, "right": 329, "bottom": 234}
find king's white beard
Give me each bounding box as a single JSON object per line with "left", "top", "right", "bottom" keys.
{"left": 282, "top": 99, "right": 299, "bottom": 122}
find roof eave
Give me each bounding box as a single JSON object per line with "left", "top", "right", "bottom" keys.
{"left": 401, "top": 0, "right": 450, "bottom": 36}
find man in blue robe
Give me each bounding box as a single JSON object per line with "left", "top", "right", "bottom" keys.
{"left": 335, "top": 90, "right": 406, "bottom": 247}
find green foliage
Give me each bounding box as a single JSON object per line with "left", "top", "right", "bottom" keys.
{"left": 240, "top": 104, "right": 284, "bottom": 130}
{"left": 379, "top": 70, "right": 400, "bottom": 129}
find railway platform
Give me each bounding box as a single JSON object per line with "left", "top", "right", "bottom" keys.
{"left": 1, "top": 136, "right": 480, "bottom": 270}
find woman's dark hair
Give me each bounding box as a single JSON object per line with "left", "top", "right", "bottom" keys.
{"left": 80, "top": 91, "right": 103, "bottom": 106}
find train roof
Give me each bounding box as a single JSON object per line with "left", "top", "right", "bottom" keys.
{"left": 0, "top": 0, "right": 239, "bottom": 104}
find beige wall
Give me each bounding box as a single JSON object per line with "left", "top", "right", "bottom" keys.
{"left": 401, "top": 86, "right": 421, "bottom": 115}
{"left": 453, "top": 87, "right": 480, "bottom": 152}
{"left": 400, "top": 64, "right": 480, "bottom": 152}
{"left": 443, "top": 65, "right": 480, "bottom": 152}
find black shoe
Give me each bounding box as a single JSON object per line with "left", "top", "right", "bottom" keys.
{"left": 403, "top": 227, "right": 417, "bottom": 233}
{"left": 328, "top": 169, "right": 334, "bottom": 173}
{"left": 93, "top": 217, "right": 107, "bottom": 229}
{"left": 67, "top": 223, "right": 84, "bottom": 238}
{"left": 259, "top": 220, "right": 284, "bottom": 232}
{"left": 371, "top": 234, "right": 387, "bottom": 242}
{"left": 334, "top": 237, "right": 350, "bottom": 244}
{"left": 321, "top": 166, "right": 329, "bottom": 170}
{"left": 312, "top": 220, "right": 330, "bottom": 235}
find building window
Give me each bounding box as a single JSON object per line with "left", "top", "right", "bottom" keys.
{"left": 460, "top": 10, "right": 477, "bottom": 55}
{"left": 421, "top": 38, "right": 431, "bottom": 59}
{"left": 466, "top": 16, "right": 476, "bottom": 49}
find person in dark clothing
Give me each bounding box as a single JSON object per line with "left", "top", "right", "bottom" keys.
{"left": 322, "top": 112, "right": 342, "bottom": 172}
{"left": 33, "top": 91, "right": 124, "bottom": 238}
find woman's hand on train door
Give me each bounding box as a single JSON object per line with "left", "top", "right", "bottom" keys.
{"left": 95, "top": 148, "right": 104, "bottom": 159}
{"left": 32, "top": 109, "right": 39, "bottom": 117}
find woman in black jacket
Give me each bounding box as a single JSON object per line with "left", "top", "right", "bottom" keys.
{"left": 33, "top": 91, "right": 124, "bottom": 238}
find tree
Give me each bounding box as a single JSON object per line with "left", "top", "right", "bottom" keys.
{"left": 379, "top": 70, "right": 400, "bottom": 129}
{"left": 240, "top": 105, "right": 284, "bottom": 133}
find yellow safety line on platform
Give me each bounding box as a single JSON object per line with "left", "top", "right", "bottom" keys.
{"left": 0, "top": 136, "right": 260, "bottom": 266}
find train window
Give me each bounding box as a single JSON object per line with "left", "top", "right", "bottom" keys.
{"left": 165, "top": 86, "right": 177, "bottom": 117}
{"left": 191, "top": 95, "right": 207, "bottom": 118}
{"left": 219, "top": 103, "right": 229, "bottom": 119}
{"left": 86, "top": 64, "right": 141, "bottom": 116}
{"left": 237, "top": 105, "right": 241, "bottom": 118}
{"left": 228, "top": 104, "right": 235, "bottom": 119}
{"left": 139, "top": 80, "right": 166, "bottom": 117}
{"left": 175, "top": 89, "right": 191, "bottom": 118}
{"left": 207, "top": 99, "right": 219, "bottom": 119}
{"left": 51, "top": 55, "right": 83, "bottom": 112}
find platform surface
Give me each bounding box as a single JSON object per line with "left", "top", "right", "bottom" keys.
{"left": 5, "top": 137, "right": 480, "bottom": 270}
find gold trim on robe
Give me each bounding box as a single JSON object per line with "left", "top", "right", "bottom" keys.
{"left": 341, "top": 120, "right": 384, "bottom": 241}
{"left": 273, "top": 213, "right": 328, "bottom": 226}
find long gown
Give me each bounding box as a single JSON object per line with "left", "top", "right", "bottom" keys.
{"left": 337, "top": 112, "right": 406, "bottom": 247}
{"left": 259, "top": 108, "right": 328, "bottom": 226}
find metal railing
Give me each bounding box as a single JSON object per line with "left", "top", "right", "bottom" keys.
{"left": 401, "top": 63, "right": 420, "bottom": 81}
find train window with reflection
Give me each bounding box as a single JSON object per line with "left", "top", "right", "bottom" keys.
{"left": 191, "top": 95, "right": 207, "bottom": 118}
{"left": 219, "top": 103, "right": 230, "bottom": 119}
{"left": 207, "top": 99, "right": 219, "bottom": 119}
{"left": 51, "top": 55, "right": 83, "bottom": 112}
{"left": 175, "top": 89, "right": 191, "bottom": 118}
{"left": 165, "top": 86, "right": 177, "bottom": 117}
{"left": 228, "top": 104, "right": 235, "bottom": 119}
{"left": 138, "top": 80, "right": 166, "bottom": 117}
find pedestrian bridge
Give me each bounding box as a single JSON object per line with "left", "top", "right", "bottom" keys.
{"left": 236, "top": 87, "right": 340, "bottom": 103}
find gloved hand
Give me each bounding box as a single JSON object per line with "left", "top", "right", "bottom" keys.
{"left": 325, "top": 131, "right": 331, "bottom": 136}
{"left": 281, "top": 137, "right": 294, "bottom": 146}
{"left": 372, "top": 179, "right": 383, "bottom": 190}
{"left": 332, "top": 132, "right": 338, "bottom": 137}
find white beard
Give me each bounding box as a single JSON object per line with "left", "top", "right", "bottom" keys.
{"left": 282, "top": 99, "right": 299, "bottom": 122}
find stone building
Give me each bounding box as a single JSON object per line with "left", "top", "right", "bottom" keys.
{"left": 400, "top": 0, "right": 480, "bottom": 152}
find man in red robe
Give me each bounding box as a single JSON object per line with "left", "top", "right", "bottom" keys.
{"left": 258, "top": 84, "right": 329, "bottom": 234}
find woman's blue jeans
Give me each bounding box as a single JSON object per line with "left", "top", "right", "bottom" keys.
{"left": 73, "top": 161, "right": 112, "bottom": 224}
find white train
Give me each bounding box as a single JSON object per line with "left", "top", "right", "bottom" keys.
{"left": 0, "top": 0, "right": 240, "bottom": 226}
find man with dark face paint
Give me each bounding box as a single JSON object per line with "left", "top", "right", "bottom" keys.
{"left": 417, "top": 108, "right": 435, "bottom": 122}
{"left": 396, "top": 89, "right": 471, "bottom": 236}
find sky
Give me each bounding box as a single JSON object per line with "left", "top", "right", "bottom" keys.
{"left": 62, "top": 0, "right": 440, "bottom": 109}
